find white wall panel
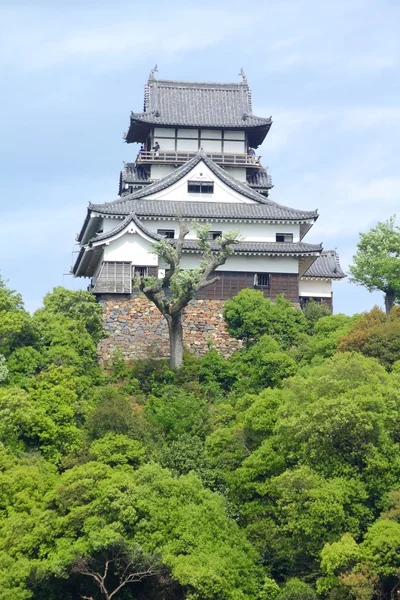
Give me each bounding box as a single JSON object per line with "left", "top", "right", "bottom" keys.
{"left": 156, "top": 137, "right": 175, "bottom": 150}
{"left": 104, "top": 234, "right": 158, "bottom": 265}
{"left": 177, "top": 138, "right": 199, "bottom": 151}
{"left": 299, "top": 279, "right": 332, "bottom": 297}
{"left": 224, "top": 140, "right": 246, "bottom": 153}
{"left": 201, "top": 139, "right": 222, "bottom": 152}
{"left": 151, "top": 164, "right": 175, "bottom": 179}
{"left": 224, "top": 130, "right": 245, "bottom": 140}
{"left": 224, "top": 167, "right": 247, "bottom": 181}
{"left": 200, "top": 129, "right": 222, "bottom": 139}
{"left": 179, "top": 254, "right": 299, "bottom": 273}
{"left": 177, "top": 128, "right": 198, "bottom": 138}
{"left": 154, "top": 127, "right": 175, "bottom": 137}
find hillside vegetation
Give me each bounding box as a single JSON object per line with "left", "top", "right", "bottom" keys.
{"left": 0, "top": 278, "right": 399, "bottom": 600}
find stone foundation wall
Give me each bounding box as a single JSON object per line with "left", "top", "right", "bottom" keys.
{"left": 98, "top": 296, "right": 242, "bottom": 363}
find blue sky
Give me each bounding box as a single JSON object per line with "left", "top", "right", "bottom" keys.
{"left": 1, "top": 0, "right": 399, "bottom": 314}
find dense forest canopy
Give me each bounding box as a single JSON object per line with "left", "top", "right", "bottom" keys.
{"left": 0, "top": 276, "right": 399, "bottom": 600}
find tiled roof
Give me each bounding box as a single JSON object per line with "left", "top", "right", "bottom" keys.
{"left": 90, "top": 152, "right": 317, "bottom": 221}
{"left": 129, "top": 79, "right": 272, "bottom": 129}
{"left": 121, "top": 163, "right": 149, "bottom": 183}
{"left": 181, "top": 240, "right": 322, "bottom": 255}
{"left": 121, "top": 152, "right": 273, "bottom": 203}
{"left": 90, "top": 199, "right": 317, "bottom": 222}
{"left": 89, "top": 213, "right": 322, "bottom": 256}
{"left": 247, "top": 169, "right": 273, "bottom": 189}
{"left": 302, "top": 250, "right": 346, "bottom": 279}
{"left": 91, "top": 213, "right": 163, "bottom": 244}
{"left": 119, "top": 163, "right": 151, "bottom": 195}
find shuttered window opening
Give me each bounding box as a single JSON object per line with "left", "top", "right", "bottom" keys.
{"left": 276, "top": 233, "right": 293, "bottom": 243}
{"left": 91, "top": 261, "right": 132, "bottom": 294}
{"left": 157, "top": 229, "right": 175, "bottom": 238}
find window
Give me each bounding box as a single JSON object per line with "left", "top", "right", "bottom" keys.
{"left": 208, "top": 231, "right": 222, "bottom": 240}
{"left": 276, "top": 233, "right": 293, "bottom": 243}
{"left": 254, "top": 273, "right": 270, "bottom": 288}
{"left": 157, "top": 229, "right": 175, "bottom": 239}
{"left": 188, "top": 181, "right": 214, "bottom": 194}
{"left": 134, "top": 266, "right": 149, "bottom": 278}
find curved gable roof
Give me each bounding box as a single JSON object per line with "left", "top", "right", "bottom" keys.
{"left": 90, "top": 152, "right": 318, "bottom": 221}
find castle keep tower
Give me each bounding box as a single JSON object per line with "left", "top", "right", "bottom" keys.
{"left": 119, "top": 68, "right": 273, "bottom": 197}
{"left": 73, "top": 68, "right": 344, "bottom": 350}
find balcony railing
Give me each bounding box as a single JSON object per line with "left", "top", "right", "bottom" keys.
{"left": 136, "top": 151, "right": 262, "bottom": 168}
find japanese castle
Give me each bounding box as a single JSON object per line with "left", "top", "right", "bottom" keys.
{"left": 73, "top": 68, "right": 344, "bottom": 307}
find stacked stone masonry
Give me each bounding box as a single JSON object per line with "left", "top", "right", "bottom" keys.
{"left": 98, "top": 296, "right": 242, "bottom": 363}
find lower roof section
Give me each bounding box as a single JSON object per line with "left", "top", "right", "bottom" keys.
{"left": 302, "top": 250, "right": 345, "bottom": 279}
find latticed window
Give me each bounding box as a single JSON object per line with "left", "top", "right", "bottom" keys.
{"left": 134, "top": 266, "right": 149, "bottom": 278}
{"left": 91, "top": 262, "right": 132, "bottom": 294}
{"left": 188, "top": 181, "right": 214, "bottom": 194}
{"left": 254, "top": 273, "right": 270, "bottom": 288}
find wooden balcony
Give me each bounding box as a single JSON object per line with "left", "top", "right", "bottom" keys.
{"left": 136, "top": 151, "right": 262, "bottom": 168}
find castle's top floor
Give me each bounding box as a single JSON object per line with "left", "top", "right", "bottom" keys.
{"left": 125, "top": 69, "right": 272, "bottom": 148}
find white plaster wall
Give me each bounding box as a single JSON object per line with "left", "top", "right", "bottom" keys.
{"left": 154, "top": 127, "right": 175, "bottom": 137}
{"left": 103, "top": 217, "right": 123, "bottom": 233}
{"left": 299, "top": 279, "right": 332, "bottom": 297}
{"left": 224, "top": 140, "right": 246, "bottom": 153}
{"left": 200, "top": 129, "right": 222, "bottom": 139}
{"left": 178, "top": 254, "right": 299, "bottom": 273}
{"left": 104, "top": 233, "right": 158, "bottom": 266}
{"left": 151, "top": 164, "right": 175, "bottom": 179}
{"left": 224, "top": 167, "right": 247, "bottom": 181}
{"left": 224, "top": 130, "right": 245, "bottom": 140}
{"left": 201, "top": 139, "right": 222, "bottom": 152}
{"left": 146, "top": 161, "right": 256, "bottom": 204}
{"left": 143, "top": 219, "right": 300, "bottom": 242}
{"left": 177, "top": 138, "right": 198, "bottom": 151}
{"left": 157, "top": 138, "right": 175, "bottom": 151}
{"left": 177, "top": 128, "right": 198, "bottom": 138}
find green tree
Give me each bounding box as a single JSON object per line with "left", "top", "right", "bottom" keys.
{"left": 230, "top": 335, "right": 297, "bottom": 392}
{"left": 139, "top": 222, "right": 239, "bottom": 368}
{"left": 291, "top": 313, "right": 358, "bottom": 367}
{"left": 0, "top": 274, "right": 39, "bottom": 358}
{"left": 223, "top": 290, "right": 307, "bottom": 347}
{"left": 338, "top": 306, "right": 400, "bottom": 370}
{"left": 349, "top": 216, "right": 400, "bottom": 313}
{"left": 0, "top": 462, "right": 261, "bottom": 599}
{"left": 38, "top": 287, "right": 106, "bottom": 344}
{"left": 278, "top": 578, "right": 317, "bottom": 600}
{"left": 301, "top": 298, "right": 332, "bottom": 332}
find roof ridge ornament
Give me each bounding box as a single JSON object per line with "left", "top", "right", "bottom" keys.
{"left": 238, "top": 67, "right": 247, "bottom": 83}
{"left": 149, "top": 64, "right": 158, "bottom": 80}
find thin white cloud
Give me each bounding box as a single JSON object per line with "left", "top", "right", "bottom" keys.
{"left": 0, "top": 7, "right": 257, "bottom": 71}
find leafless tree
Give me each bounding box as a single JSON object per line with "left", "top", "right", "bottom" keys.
{"left": 73, "top": 546, "right": 157, "bottom": 600}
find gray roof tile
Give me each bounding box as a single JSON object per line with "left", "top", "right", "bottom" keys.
{"left": 119, "top": 163, "right": 151, "bottom": 195}
{"left": 89, "top": 213, "right": 322, "bottom": 256}
{"left": 91, "top": 213, "right": 163, "bottom": 244}
{"left": 129, "top": 79, "right": 272, "bottom": 129}
{"left": 90, "top": 153, "right": 317, "bottom": 221}
{"left": 302, "top": 250, "right": 346, "bottom": 279}
{"left": 91, "top": 199, "right": 317, "bottom": 222}
{"left": 247, "top": 169, "right": 273, "bottom": 189}
{"left": 181, "top": 239, "right": 322, "bottom": 255}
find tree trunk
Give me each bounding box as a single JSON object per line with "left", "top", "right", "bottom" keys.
{"left": 385, "top": 289, "right": 395, "bottom": 314}
{"left": 166, "top": 313, "right": 184, "bottom": 369}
